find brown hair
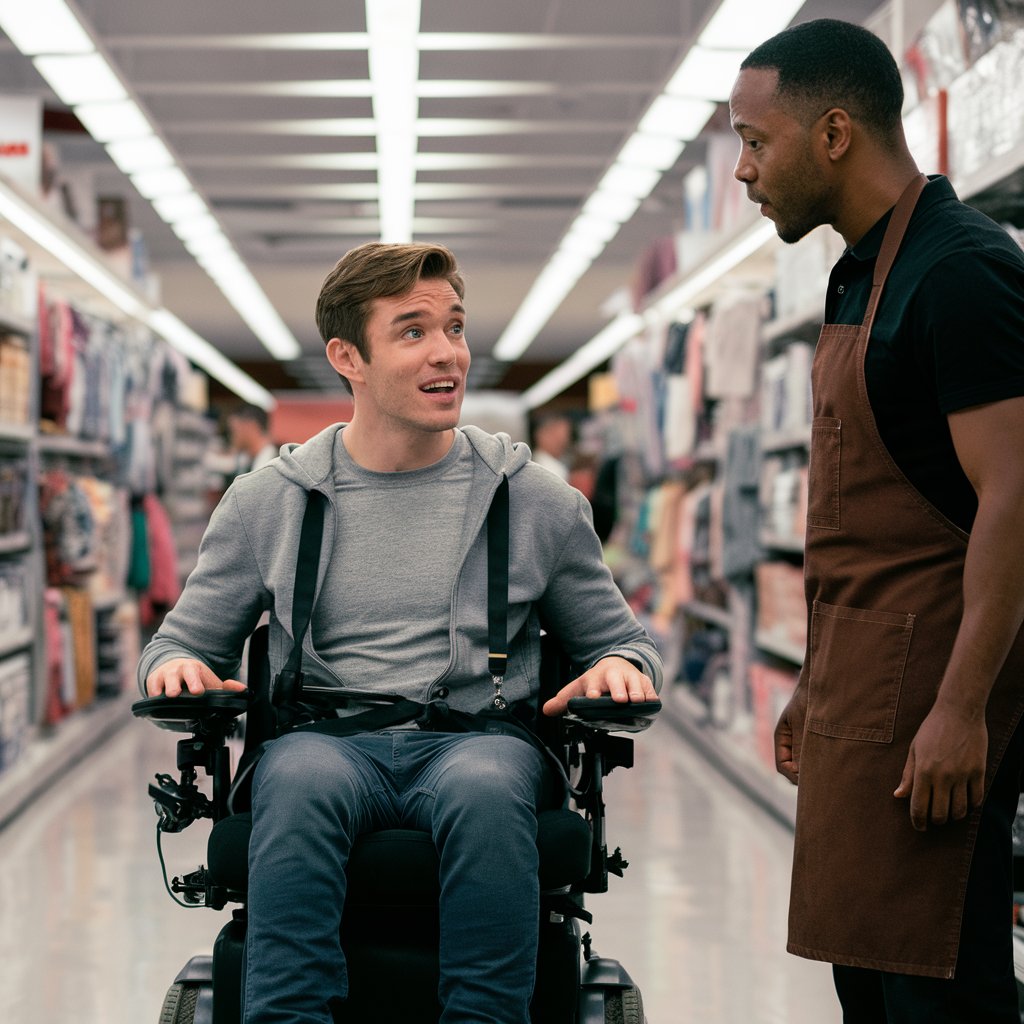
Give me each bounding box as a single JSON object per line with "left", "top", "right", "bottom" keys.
{"left": 315, "top": 242, "right": 465, "bottom": 392}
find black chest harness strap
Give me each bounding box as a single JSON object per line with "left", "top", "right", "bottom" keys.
{"left": 229, "top": 474, "right": 568, "bottom": 812}
{"left": 272, "top": 474, "right": 521, "bottom": 732}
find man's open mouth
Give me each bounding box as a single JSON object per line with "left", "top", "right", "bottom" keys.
{"left": 421, "top": 379, "right": 457, "bottom": 394}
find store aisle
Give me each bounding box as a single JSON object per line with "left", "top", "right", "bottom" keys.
{"left": 590, "top": 716, "right": 839, "bottom": 1023}
{"left": 0, "top": 711, "right": 839, "bottom": 1024}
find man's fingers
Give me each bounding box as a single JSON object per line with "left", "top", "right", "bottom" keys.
{"left": 145, "top": 659, "right": 241, "bottom": 698}
{"left": 774, "top": 723, "right": 799, "bottom": 784}
{"left": 949, "top": 783, "right": 969, "bottom": 823}
{"left": 968, "top": 772, "right": 985, "bottom": 812}
{"left": 542, "top": 682, "right": 579, "bottom": 717}
{"left": 909, "top": 775, "right": 931, "bottom": 831}
{"left": 893, "top": 750, "right": 915, "bottom": 799}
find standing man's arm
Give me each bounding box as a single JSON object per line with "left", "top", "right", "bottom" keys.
{"left": 895, "top": 395, "right": 1024, "bottom": 829}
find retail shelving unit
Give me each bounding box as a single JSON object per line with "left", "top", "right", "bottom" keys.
{"left": 0, "top": 293, "right": 44, "bottom": 781}
{"left": 0, "top": 179, "right": 217, "bottom": 826}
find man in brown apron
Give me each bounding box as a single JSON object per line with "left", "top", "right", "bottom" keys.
{"left": 729, "top": 19, "right": 1024, "bottom": 1023}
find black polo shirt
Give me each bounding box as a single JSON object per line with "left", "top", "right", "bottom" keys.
{"left": 825, "top": 175, "right": 1024, "bottom": 532}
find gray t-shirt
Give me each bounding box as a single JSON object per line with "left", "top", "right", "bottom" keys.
{"left": 311, "top": 430, "right": 474, "bottom": 688}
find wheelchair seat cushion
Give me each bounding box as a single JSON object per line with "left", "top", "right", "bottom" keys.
{"left": 207, "top": 808, "right": 591, "bottom": 900}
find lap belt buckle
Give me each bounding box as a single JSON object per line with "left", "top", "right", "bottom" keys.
{"left": 491, "top": 673, "right": 507, "bottom": 711}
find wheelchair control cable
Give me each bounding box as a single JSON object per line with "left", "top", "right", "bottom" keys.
{"left": 155, "top": 822, "right": 205, "bottom": 909}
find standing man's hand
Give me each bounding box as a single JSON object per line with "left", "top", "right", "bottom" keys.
{"left": 894, "top": 703, "right": 987, "bottom": 830}
{"left": 775, "top": 686, "right": 808, "bottom": 784}
{"left": 542, "top": 656, "right": 658, "bottom": 716}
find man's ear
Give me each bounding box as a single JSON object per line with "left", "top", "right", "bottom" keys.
{"left": 326, "top": 337, "right": 363, "bottom": 384}
{"left": 822, "top": 108, "right": 853, "bottom": 162}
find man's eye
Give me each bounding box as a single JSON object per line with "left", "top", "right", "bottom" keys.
{"left": 450, "top": 323, "right": 464, "bottom": 335}
{"left": 747, "top": 138, "right": 761, "bottom": 151}
{"left": 407, "top": 328, "right": 424, "bottom": 339}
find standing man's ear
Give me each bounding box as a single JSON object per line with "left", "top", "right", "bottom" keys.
{"left": 326, "top": 338, "right": 363, "bottom": 384}
{"left": 822, "top": 108, "right": 853, "bottom": 162}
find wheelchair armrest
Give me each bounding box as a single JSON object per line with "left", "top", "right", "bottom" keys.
{"left": 131, "top": 692, "right": 251, "bottom": 733}
{"left": 564, "top": 696, "right": 660, "bottom": 734}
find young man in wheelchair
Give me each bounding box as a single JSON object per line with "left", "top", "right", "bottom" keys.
{"left": 138, "top": 241, "right": 663, "bottom": 1024}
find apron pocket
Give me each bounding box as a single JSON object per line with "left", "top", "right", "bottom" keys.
{"left": 807, "top": 600, "right": 915, "bottom": 743}
{"left": 807, "top": 417, "right": 841, "bottom": 530}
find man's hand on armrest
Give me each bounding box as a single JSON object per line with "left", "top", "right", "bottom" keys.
{"left": 541, "top": 655, "right": 659, "bottom": 717}
{"left": 146, "top": 658, "right": 246, "bottom": 698}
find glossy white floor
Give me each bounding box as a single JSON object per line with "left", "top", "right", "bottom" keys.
{"left": 0, "top": 708, "right": 840, "bottom": 1024}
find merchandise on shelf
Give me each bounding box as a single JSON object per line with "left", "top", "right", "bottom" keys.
{"left": 0, "top": 653, "right": 31, "bottom": 772}
{"left": 770, "top": 226, "right": 843, "bottom": 322}
{"left": 754, "top": 561, "right": 808, "bottom": 656}
{"left": 0, "top": 454, "right": 28, "bottom": 535}
{"left": 947, "top": 29, "right": 1024, "bottom": 183}
{"left": 0, "top": 335, "right": 31, "bottom": 426}
{"left": 0, "top": 237, "right": 34, "bottom": 325}
{"left": 749, "top": 662, "right": 799, "bottom": 773}
{"left": 0, "top": 560, "right": 30, "bottom": 631}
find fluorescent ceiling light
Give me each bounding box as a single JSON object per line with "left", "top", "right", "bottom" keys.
{"left": 495, "top": 0, "right": 796, "bottom": 373}
{"left": 106, "top": 136, "right": 174, "bottom": 174}
{"left": 0, "top": 178, "right": 147, "bottom": 320}
{"left": 151, "top": 191, "right": 206, "bottom": 224}
{"left": 0, "top": 1, "right": 93, "bottom": 55}
{"left": 492, "top": 258, "right": 589, "bottom": 362}
{"left": 548, "top": 248, "right": 594, "bottom": 281}
{"left": 367, "top": 0, "right": 420, "bottom": 243}
{"left": 565, "top": 214, "right": 621, "bottom": 245}
{"left": 0, "top": 177, "right": 276, "bottom": 406}
{"left": 202, "top": 264, "right": 301, "bottom": 362}
{"left": 665, "top": 46, "right": 746, "bottom": 102}
{"left": 617, "top": 133, "right": 685, "bottom": 171}
{"left": 582, "top": 189, "right": 642, "bottom": 224}
{"left": 639, "top": 95, "right": 717, "bottom": 140}
{"left": 186, "top": 234, "right": 234, "bottom": 260}
{"left": 129, "top": 167, "right": 192, "bottom": 200}
{"left": 598, "top": 164, "right": 661, "bottom": 200}
{"left": 700, "top": 0, "right": 805, "bottom": 50}
{"left": 559, "top": 233, "right": 606, "bottom": 260}
{"left": 5, "top": 1, "right": 303, "bottom": 374}
{"left": 520, "top": 313, "right": 644, "bottom": 410}
{"left": 74, "top": 99, "right": 153, "bottom": 142}
{"left": 148, "top": 310, "right": 274, "bottom": 409}
{"left": 33, "top": 52, "right": 126, "bottom": 104}
{"left": 170, "top": 213, "right": 222, "bottom": 244}
{"left": 418, "top": 80, "right": 555, "bottom": 98}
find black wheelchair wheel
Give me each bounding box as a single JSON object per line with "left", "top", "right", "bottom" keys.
{"left": 604, "top": 985, "right": 645, "bottom": 1024}
{"left": 159, "top": 981, "right": 200, "bottom": 1024}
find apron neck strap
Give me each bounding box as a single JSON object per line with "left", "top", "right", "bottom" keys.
{"left": 862, "top": 173, "right": 928, "bottom": 335}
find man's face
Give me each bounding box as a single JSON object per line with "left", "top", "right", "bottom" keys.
{"left": 227, "top": 415, "right": 254, "bottom": 452}
{"left": 346, "top": 276, "right": 470, "bottom": 438}
{"left": 729, "top": 67, "right": 835, "bottom": 244}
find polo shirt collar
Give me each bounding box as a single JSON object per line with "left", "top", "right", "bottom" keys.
{"left": 846, "top": 174, "right": 956, "bottom": 263}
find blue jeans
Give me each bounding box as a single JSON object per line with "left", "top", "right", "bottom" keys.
{"left": 243, "top": 730, "right": 556, "bottom": 1024}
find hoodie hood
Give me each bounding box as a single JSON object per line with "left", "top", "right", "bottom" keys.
{"left": 270, "top": 422, "right": 533, "bottom": 492}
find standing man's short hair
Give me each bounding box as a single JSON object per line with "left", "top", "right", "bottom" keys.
{"left": 315, "top": 242, "right": 466, "bottom": 394}
{"left": 741, "top": 19, "right": 905, "bottom": 145}
{"left": 229, "top": 403, "right": 269, "bottom": 432}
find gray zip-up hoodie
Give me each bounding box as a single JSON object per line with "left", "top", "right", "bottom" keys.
{"left": 138, "top": 424, "right": 662, "bottom": 711}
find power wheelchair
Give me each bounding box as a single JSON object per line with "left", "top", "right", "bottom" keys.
{"left": 133, "top": 622, "right": 660, "bottom": 1024}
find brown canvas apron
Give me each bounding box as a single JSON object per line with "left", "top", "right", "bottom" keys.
{"left": 788, "top": 174, "right": 1024, "bottom": 978}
